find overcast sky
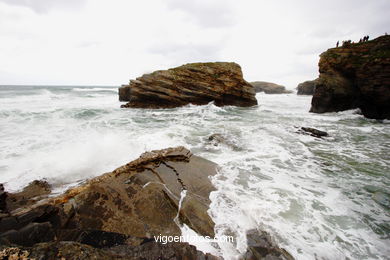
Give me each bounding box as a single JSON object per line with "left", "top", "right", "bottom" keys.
{"left": 0, "top": 0, "right": 389, "bottom": 88}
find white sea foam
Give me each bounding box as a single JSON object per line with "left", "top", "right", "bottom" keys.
{"left": 72, "top": 87, "right": 118, "bottom": 92}
{"left": 0, "top": 87, "right": 389, "bottom": 259}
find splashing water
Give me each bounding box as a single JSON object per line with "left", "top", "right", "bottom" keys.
{"left": 0, "top": 85, "right": 389, "bottom": 259}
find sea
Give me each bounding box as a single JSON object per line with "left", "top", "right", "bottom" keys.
{"left": 0, "top": 85, "right": 389, "bottom": 260}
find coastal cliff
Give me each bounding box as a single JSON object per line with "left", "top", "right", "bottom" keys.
{"left": 310, "top": 35, "right": 390, "bottom": 119}
{"left": 119, "top": 62, "right": 257, "bottom": 108}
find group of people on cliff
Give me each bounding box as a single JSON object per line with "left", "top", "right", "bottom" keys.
{"left": 336, "top": 35, "right": 369, "bottom": 47}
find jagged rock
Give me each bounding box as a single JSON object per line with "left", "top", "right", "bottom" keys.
{"left": 6, "top": 180, "right": 51, "bottom": 212}
{"left": 298, "top": 127, "right": 328, "bottom": 138}
{"left": 0, "top": 148, "right": 294, "bottom": 260}
{"left": 310, "top": 35, "right": 390, "bottom": 119}
{"left": 250, "top": 81, "right": 293, "bottom": 94}
{"left": 120, "top": 62, "right": 258, "bottom": 108}
{"left": 0, "top": 222, "right": 55, "bottom": 247}
{"left": 0, "top": 184, "right": 6, "bottom": 214}
{"left": 0, "top": 147, "right": 217, "bottom": 245}
{"left": 208, "top": 134, "right": 241, "bottom": 150}
{"left": 0, "top": 241, "right": 221, "bottom": 260}
{"left": 296, "top": 79, "right": 318, "bottom": 95}
{"left": 242, "top": 229, "right": 294, "bottom": 260}
{"left": 118, "top": 84, "right": 131, "bottom": 102}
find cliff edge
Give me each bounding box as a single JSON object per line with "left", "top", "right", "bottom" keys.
{"left": 310, "top": 35, "right": 390, "bottom": 119}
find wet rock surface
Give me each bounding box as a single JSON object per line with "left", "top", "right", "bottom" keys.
{"left": 119, "top": 62, "right": 258, "bottom": 108}
{"left": 208, "top": 133, "right": 241, "bottom": 150}
{"left": 0, "top": 147, "right": 293, "bottom": 259}
{"left": 6, "top": 180, "right": 51, "bottom": 212}
{"left": 242, "top": 230, "right": 294, "bottom": 260}
{"left": 0, "top": 241, "right": 221, "bottom": 260}
{"left": 310, "top": 35, "right": 390, "bottom": 119}
{"left": 250, "top": 81, "right": 292, "bottom": 94}
{"left": 298, "top": 127, "right": 329, "bottom": 138}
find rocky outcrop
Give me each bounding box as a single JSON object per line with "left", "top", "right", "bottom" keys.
{"left": 0, "top": 241, "right": 220, "bottom": 260}
{"left": 0, "top": 147, "right": 294, "bottom": 259}
{"left": 0, "top": 185, "right": 6, "bottom": 214}
{"left": 6, "top": 180, "right": 51, "bottom": 212}
{"left": 0, "top": 147, "right": 219, "bottom": 259}
{"left": 297, "top": 127, "right": 328, "bottom": 138}
{"left": 118, "top": 84, "right": 132, "bottom": 102}
{"left": 243, "top": 230, "right": 294, "bottom": 260}
{"left": 207, "top": 134, "right": 241, "bottom": 150}
{"left": 296, "top": 79, "right": 318, "bottom": 95}
{"left": 310, "top": 35, "right": 390, "bottom": 119}
{"left": 0, "top": 147, "right": 217, "bottom": 244}
{"left": 119, "top": 62, "right": 258, "bottom": 108}
{"left": 250, "top": 81, "right": 292, "bottom": 94}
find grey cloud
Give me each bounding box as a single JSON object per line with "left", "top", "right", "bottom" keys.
{"left": 148, "top": 42, "right": 222, "bottom": 62}
{"left": 0, "top": 0, "right": 86, "bottom": 14}
{"left": 165, "top": 0, "right": 235, "bottom": 28}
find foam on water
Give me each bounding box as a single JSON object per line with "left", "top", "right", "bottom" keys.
{"left": 0, "top": 87, "right": 389, "bottom": 259}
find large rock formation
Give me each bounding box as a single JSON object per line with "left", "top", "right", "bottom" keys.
{"left": 0, "top": 147, "right": 219, "bottom": 258}
{"left": 119, "top": 62, "right": 257, "bottom": 108}
{"left": 0, "top": 241, "right": 220, "bottom": 260}
{"left": 250, "top": 81, "right": 292, "bottom": 94}
{"left": 1, "top": 147, "right": 216, "bottom": 243}
{"left": 296, "top": 79, "right": 318, "bottom": 95}
{"left": 310, "top": 35, "right": 390, "bottom": 119}
{"left": 0, "top": 147, "right": 293, "bottom": 259}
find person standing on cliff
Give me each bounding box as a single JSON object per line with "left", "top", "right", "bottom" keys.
{"left": 336, "top": 41, "right": 339, "bottom": 47}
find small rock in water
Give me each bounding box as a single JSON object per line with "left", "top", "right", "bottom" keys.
{"left": 242, "top": 229, "right": 294, "bottom": 260}
{"left": 208, "top": 133, "right": 241, "bottom": 150}
{"left": 298, "top": 127, "right": 328, "bottom": 138}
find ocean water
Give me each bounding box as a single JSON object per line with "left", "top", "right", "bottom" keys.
{"left": 0, "top": 85, "right": 389, "bottom": 259}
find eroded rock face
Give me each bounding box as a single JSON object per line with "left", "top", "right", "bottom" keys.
{"left": 6, "top": 180, "right": 51, "bottom": 212}
{"left": 120, "top": 62, "right": 258, "bottom": 108}
{"left": 0, "top": 147, "right": 217, "bottom": 248}
{"left": 0, "top": 147, "right": 294, "bottom": 259}
{"left": 241, "top": 230, "right": 294, "bottom": 260}
{"left": 296, "top": 79, "right": 318, "bottom": 95}
{"left": 0, "top": 241, "right": 221, "bottom": 260}
{"left": 250, "top": 81, "right": 292, "bottom": 94}
{"left": 310, "top": 35, "right": 390, "bottom": 119}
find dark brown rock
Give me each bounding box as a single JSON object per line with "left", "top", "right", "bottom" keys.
{"left": 0, "top": 240, "right": 221, "bottom": 260}
{"left": 120, "top": 62, "right": 258, "bottom": 108}
{"left": 250, "top": 81, "right": 293, "bottom": 94}
{"left": 241, "top": 229, "right": 294, "bottom": 260}
{"left": 0, "top": 148, "right": 294, "bottom": 260}
{"left": 298, "top": 127, "right": 328, "bottom": 138}
{"left": 208, "top": 133, "right": 241, "bottom": 150}
{"left": 0, "top": 147, "right": 217, "bottom": 244}
{"left": 0, "top": 222, "right": 55, "bottom": 247}
{"left": 118, "top": 84, "right": 131, "bottom": 102}
{"left": 310, "top": 35, "right": 390, "bottom": 119}
{"left": 0, "top": 184, "right": 6, "bottom": 214}
{"left": 296, "top": 79, "right": 318, "bottom": 95}
{"left": 6, "top": 180, "right": 51, "bottom": 212}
